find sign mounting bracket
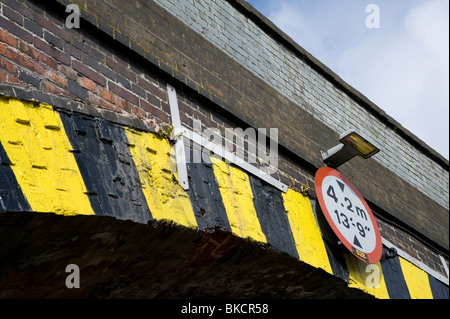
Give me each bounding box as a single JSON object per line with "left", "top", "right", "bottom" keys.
{"left": 167, "top": 84, "right": 189, "bottom": 190}
{"left": 166, "top": 84, "right": 288, "bottom": 193}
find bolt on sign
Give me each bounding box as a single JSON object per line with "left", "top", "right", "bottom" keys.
{"left": 315, "top": 167, "right": 382, "bottom": 263}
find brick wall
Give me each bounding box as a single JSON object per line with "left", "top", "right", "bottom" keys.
{"left": 36, "top": 0, "right": 448, "bottom": 251}
{"left": 153, "top": 0, "right": 449, "bottom": 211}
{"left": 0, "top": 0, "right": 448, "bottom": 296}
{"left": 0, "top": 0, "right": 170, "bottom": 128}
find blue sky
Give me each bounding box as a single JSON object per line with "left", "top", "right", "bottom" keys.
{"left": 246, "top": 0, "right": 449, "bottom": 159}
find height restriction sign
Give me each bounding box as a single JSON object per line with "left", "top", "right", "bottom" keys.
{"left": 315, "top": 167, "right": 382, "bottom": 263}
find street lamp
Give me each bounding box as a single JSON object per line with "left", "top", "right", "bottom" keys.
{"left": 321, "top": 130, "right": 380, "bottom": 168}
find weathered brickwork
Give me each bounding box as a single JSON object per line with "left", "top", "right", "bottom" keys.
{"left": 153, "top": 0, "right": 449, "bottom": 211}
{"left": 0, "top": 0, "right": 448, "bottom": 298}
{"left": 0, "top": 93, "right": 447, "bottom": 298}
{"left": 0, "top": 0, "right": 170, "bottom": 128}
{"left": 41, "top": 0, "right": 449, "bottom": 252}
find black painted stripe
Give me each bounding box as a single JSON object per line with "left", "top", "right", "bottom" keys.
{"left": 322, "top": 240, "right": 350, "bottom": 281}
{"left": 59, "top": 112, "right": 152, "bottom": 223}
{"left": 428, "top": 274, "right": 449, "bottom": 299}
{"left": 249, "top": 175, "right": 299, "bottom": 259}
{"left": 186, "top": 147, "right": 231, "bottom": 232}
{"left": 0, "top": 142, "right": 32, "bottom": 213}
{"left": 313, "top": 201, "right": 349, "bottom": 281}
{"left": 380, "top": 252, "right": 411, "bottom": 299}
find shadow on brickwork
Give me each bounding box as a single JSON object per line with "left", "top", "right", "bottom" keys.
{"left": 0, "top": 212, "right": 372, "bottom": 299}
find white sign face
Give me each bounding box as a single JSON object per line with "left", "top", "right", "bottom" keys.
{"left": 315, "top": 167, "right": 382, "bottom": 263}
{"left": 321, "top": 175, "right": 376, "bottom": 253}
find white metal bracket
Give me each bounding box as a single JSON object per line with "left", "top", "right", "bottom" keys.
{"left": 167, "top": 84, "right": 189, "bottom": 190}
{"left": 166, "top": 84, "right": 288, "bottom": 193}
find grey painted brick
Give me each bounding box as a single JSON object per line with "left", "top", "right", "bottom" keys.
{"left": 68, "top": 79, "right": 89, "bottom": 102}
{"left": 18, "top": 70, "right": 41, "bottom": 88}
{"left": 23, "top": 18, "right": 42, "bottom": 37}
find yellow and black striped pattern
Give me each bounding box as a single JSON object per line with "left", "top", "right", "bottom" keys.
{"left": 0, "top": 97, "right": 94, "bottom": 216}
{"left": 0, "top": 96, "right": 447, "bottom": 299}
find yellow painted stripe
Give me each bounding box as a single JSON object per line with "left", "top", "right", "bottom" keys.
{"left": 0, "top": 97, "right": 94, "bottom": 215}
{"left": 399, "top": 257, "right": 433, "bottom": 299}
{"left": 282, "top": 189, "right": 333, "bottom": 274}
{"left": 210, "top": 156, "right": 266, "bottom": 242}
{"left": 344, "top": 252, "right": 390, "bottom": 299}
{"left": 125, "top": 128, "right": 197, "bottom": 228}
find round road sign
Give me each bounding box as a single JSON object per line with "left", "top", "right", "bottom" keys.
{"left": 315, "top": 167, "right": 382, "bottom": 263}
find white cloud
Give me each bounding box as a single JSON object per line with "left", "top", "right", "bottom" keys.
{"left": 267, "top": 0, "right": 365, "bottom": 70}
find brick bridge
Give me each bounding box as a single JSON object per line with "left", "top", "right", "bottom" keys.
{"left": 0, "top": 0, "right": 448, "bottom": 300}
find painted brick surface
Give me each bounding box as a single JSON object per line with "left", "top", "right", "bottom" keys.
{"left": 249, "top": 174, "right": 299, "bottom": 259}
{"left": 41, "top": 0, "right": 450, "bottom": 251}
{"left": 125, "top": 127, "right": 197, "bottom": 228}
{"left": 380, "top": 254, "right": 411, "bottom": 299}
{"left": 0, "top": 142, "right": 31, "bottom": 212}
{"left": 0, "top": 94, "right": 448, "bottom": 298}
{"left": 59, "top": 112, "right": 152, "bottom": 223}
{"left": 186, "top": 148, "right": 231, "bottom": 232}
{"left": 0, "top": 0, "right": 448, "bottom": 299}
{"left": 0, "top": 97, "right": 94, "bottom": 216}
{"left": 152, "top": 0, "right": 449, "bottom": 210}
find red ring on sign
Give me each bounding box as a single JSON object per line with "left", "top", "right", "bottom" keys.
{"left": 315, "top": 167, "right": 382, "bottom": 263}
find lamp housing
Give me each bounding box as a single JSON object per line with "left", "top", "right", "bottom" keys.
{"left": 321, "top": 130, "right": 380, "bottom": 168}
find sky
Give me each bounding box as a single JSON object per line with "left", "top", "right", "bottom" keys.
{"left": 246, "top": 0, "right": 449, "bottom": 160}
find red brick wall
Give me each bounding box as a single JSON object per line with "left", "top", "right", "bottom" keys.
{"left": 0, "top": 0, "right": 169, "bottom": 126}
